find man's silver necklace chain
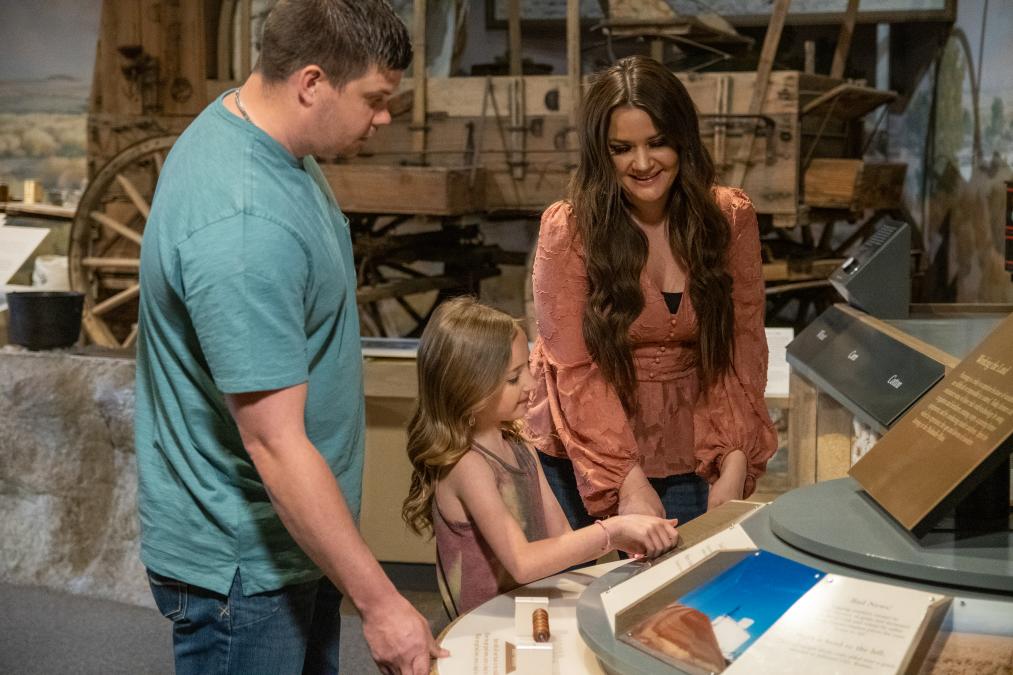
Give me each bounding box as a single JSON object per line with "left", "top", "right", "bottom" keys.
{"left": 234, "top": 87, "right": 252, "bottom": 124}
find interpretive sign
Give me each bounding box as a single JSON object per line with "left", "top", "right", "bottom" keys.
{"left": 786, "top": 305, "right": 945, "bottom": 431}
{"left": 850, "top": 313, "right": 1013, "bottom": 536}
{"left": 618, "top": 549, "right": 949, "bottom": 674}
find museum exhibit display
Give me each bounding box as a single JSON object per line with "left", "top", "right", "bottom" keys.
{"left": 571, "top": 316, "right": 1012, "bottom": 674}
{"left": 3, "top": 0, "right": 1012, "bottom": 672}
{"left": 47, "top": 0, "right": 914, "bottom": 348}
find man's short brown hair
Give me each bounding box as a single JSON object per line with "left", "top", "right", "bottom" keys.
{"left": 258, "top": 0, "right": 412, "bottom": 86}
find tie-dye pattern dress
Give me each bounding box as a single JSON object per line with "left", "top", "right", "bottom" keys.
{"left": 434, "top": 437, "right": 549, "bottom": 617}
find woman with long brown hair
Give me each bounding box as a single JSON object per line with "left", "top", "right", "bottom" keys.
{"left": 527, "top": 55, "right": 777, "bottom": 529}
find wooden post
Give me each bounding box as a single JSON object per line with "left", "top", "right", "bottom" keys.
{"left": 650, "top": 39, "right": 664, "bottom": 64}
{"left": 727, "top": 0, "right": 791, "bottom": 188}
{"left": 788, "top": 371, "right": 818, "bottom": 487}
{"left": 804, "top": 40, "right": 815, "bottom": 75}
{"left": 239, "top": 0, "right": 252, "bottom": 80}
{"left": 508, "top": 0, "right": 522, "bottom": 76}
{"left": 713, "top": 75, "right": 730, "bottom": 170}
{"left": 830, "top": 0, "right": 860, "bottom": 80}
{"left": 412, "top": 0, "right": 428, "bottom": 163}
{"left": 566, "top": 0, "right": 581, "bottom": 129}
{"left": 217, "top": 0, "right": 236, "bottom": 80}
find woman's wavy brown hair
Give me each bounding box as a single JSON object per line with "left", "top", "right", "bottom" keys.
{"left": 570, "top": 55, "right": 733, "bottom": 413}
{"left": 401, "top": 297, "right": 527, "bottom": 537}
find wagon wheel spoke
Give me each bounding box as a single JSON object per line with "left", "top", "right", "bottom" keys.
{"left": 71, "top": 135, "right": 177, "bottom": 347}
{"left": 81, "top": 257, "right": 140, "bottom": 269}
{"left": 115, "top": 173, "right": 151, "bottom": 220}
{"left": 90, "top": 211, "right": 143, "bottom": 246}
{"left": 381, "top": 261, "right": 427, "bottom": 278}
{"left": 82, "top": 313, "right": 120, "bottom": 348}
{"left": 393, "top": 296, "right": 425, "bottom": 324}
{"left": 91, "top": 284, "right": 140, "bottom": 317}
{"left": 365, "top": 302, "right": 388, "bottom": 338}
{"left": 372, "top": 215, "right": 412, "bottom": 237}
{"left": 122, "top": 323, "right": 140, "bottom": 348}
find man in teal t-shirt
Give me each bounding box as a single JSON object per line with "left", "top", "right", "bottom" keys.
{"left": 135, "top": 2, "right": 445, "bottom": 673}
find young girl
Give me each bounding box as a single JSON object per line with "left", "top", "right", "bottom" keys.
{"left": 402, "top": 297, "right": 680, "bottom": 617}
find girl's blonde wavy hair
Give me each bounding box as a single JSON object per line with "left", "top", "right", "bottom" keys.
{"left": 401, "top": 297, "right": 527, "bottom": 537}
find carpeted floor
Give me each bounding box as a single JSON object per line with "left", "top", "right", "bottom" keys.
{"left": 0, "top": 564, "right": 448, "bottom": 675}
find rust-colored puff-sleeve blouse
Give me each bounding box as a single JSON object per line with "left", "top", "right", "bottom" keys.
{"left": 526, "top": 186, "right": 777, "bottom": 518}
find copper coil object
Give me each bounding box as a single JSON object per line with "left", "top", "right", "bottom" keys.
{"left": 532, "top": 608, "right": 550, "bottom": 642}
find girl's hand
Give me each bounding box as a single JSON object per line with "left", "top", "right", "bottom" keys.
{"left": 610, "top": 516, "right": 680, "bottom": 558}
{"left": 707, "top": 451, "right": 746, "bottom": 511}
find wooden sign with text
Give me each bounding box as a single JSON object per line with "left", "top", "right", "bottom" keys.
{"left": 850, "top": 313, "right": 1013, "bottom": 536}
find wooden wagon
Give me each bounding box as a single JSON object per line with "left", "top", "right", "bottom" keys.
{"left": 71, "top": 0, "right": 905, "bottom": 347}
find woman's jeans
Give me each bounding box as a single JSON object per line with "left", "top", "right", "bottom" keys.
{"left": 538, "top": 452, "right": 708, "bottom": 530}
{"left": 147, "top": 568, "right": 342, "bottom": 675}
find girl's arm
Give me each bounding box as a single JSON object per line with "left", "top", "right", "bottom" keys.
{"left": 444, "top": 452, "right": 678, "bottom": 584}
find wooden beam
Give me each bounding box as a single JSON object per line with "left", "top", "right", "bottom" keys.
{"left": 788, "top": 371, "right": 818, "bottom": 487}
{"left": 239, "top": 0, "right": 251, "bottom": 79}
{"left": 412, "top": 0, "right": 428, "bottom": 162}
{"left": 91, "top": 284, "right": 141, "bottom": 317}
{"left": 217, "top": 0, "right": 236, "bottom": 80}
{"left": 566, "top": 0, "right": 581, "bottom": 129}
{"left": 804, "top": 40, "right": 815, "bottom": 75}
{"left": 728, "top": 0, "right": 791, "bottom": 188}
{"left": 830, "top": 0, "right": 861, "bottom": 80}
{"left": 507, "top": 0, "right": 522, "bottom": 76}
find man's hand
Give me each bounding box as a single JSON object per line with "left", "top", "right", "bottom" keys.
{"left": 707, "top": 450, "right": 746, "bottom": 511}
{"left": 361, "top": 593, "right": 449, "bottom": 675}
{"left": 617, "top": 464, "right": 664, "bottom": 518}
{"left": 226, "top": 385, "right": 448, "bottom": 674}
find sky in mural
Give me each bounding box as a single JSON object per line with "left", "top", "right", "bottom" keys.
{"left": 0, "top": 0, "right": 103, "bottom": 81}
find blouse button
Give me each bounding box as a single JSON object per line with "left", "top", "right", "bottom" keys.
{"left": 659, "top": 346, "right": 667, "bottom": 353}
{"left": 649, "top": 372, "right": 655, "bottom": 379}
{"left": 670, "top": 317, "right": 677, "bottom": 325}
{"left": 653, "top": 357, "right": 660, "bottom": 364}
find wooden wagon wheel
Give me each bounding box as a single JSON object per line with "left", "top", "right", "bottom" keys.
{"left": 352, "top": 214, "right": 448, "bottom": 338}
{"left": 351, "top": 213, "right": 501, "bottom": 338}
{"left": 69, "top": 135, "right": 178, "bottom": 348}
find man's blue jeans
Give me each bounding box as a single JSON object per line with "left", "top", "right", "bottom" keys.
{"left": 147, "top": 568, "right": 342, "bottom": 675}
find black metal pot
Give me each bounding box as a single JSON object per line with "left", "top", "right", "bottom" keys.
{"left": 6, "top": 291, "right": 85, "bottom": 350}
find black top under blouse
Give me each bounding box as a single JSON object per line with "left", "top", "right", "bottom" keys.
{"left": 662, "top": 291, "right": 683, "bottom": 314}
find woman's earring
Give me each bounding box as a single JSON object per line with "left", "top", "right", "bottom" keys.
{"left": 467, "top": 415, "right": 476, "bottom": 427}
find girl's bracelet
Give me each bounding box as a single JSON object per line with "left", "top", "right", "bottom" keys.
{"left": 595, "top": 519, "right": 612, "bottom": 551}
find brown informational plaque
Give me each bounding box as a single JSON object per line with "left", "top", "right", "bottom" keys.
{"left": 850, "top": 313, "right": 1013, "bottom": 536}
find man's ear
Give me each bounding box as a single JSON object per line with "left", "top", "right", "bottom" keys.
{"left": 294, "top": 65, "right": 326, "bottom": 106}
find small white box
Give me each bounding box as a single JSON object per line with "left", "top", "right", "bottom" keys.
{"left": 515, "top": 639, "right": 554, "bottom": 673}
{"left": 514, "top": 596, "right": 549, "bottom": 638}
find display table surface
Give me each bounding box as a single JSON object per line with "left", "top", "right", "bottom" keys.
{"left": 769, "top": 478, "right": 1013, "bottom": 593}
{"left": 435, "top": 486, "right": 1013, "bottom": 674}
{"left": 576, "top": 497, "right": 1013, "bottom": 675}
{"left": 435, "top": 560, "right": 625, "bottom": 675}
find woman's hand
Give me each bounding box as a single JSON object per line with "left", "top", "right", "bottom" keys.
{"left": 707, "top": 450, "right": 746, "bottom": 511}
{"left": 610, "top": 516, "right": 680, "bottom": 558}
{"left": 618, "top": 464, "right": 665, "bottom": 518}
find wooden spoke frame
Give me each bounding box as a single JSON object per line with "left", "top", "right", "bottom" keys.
{"left": 350, "top": 214, "right": 500, "bottom": 338}
{"left": 70, "top": 135, "right": 177, "bottom": 348}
